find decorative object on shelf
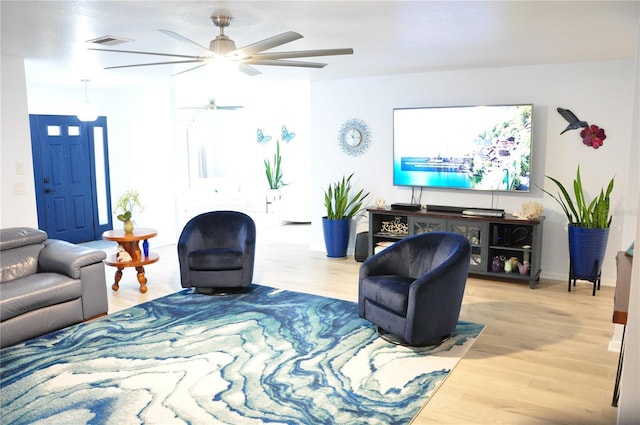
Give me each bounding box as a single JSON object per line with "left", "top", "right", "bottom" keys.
{"left": 557, "top": 107, "right": 606, "bottom": 149}
{"left": 522, "top": 246, "right": 531, "bottom": 263}
{"left": 114, "top": 189, "right": 144, "bottom": 233}
{"left": 281, "top": 125, "right": 295, "bottom": 143}
{"left": 491, "top": 255, "right": 504, "bottom": 273}
{"left": 504, "top": 259, "right": 513, "bottom": 273}
{"left": 374, "top": 197, "right": 386, "bottom": 208}
{"left": 380, "top": 217, "right": 408, "bottom": 235}
{"left": 625, "top": 242, "right": 634, "bottom": 257}
{"left": 264, "top": 140, "right": 285, "bottom": 190}
{"left": 322, "top": 173, "right": 369, "bottom": 258}
{"left": 541, "top": 165, "right": 614, "bottom": 294}
{"left": 517, "top": 261, "right": 530, "bottom": 275}
{"left": 256, "top": 128, "right": 272, "bottom": 144}
{"left": 123, "top": 220, "right": 134, "bottom": 233}
{"left": 115, "top": 245, "right": 132, "bottom": 263}
{"left": 509, "top": 256, "right": 519, "bottom": 270}
{"left": 513, "top": 201, "right": 544, "bottom": 220}
{"left": 338, "top": 118, "right": 371, "bottom": 156}
{"left": 142, "top": 239, "right": 149, "bottom": 257}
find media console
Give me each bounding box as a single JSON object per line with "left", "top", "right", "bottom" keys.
{"left": 367, "top": 207, "right": 544, "bottom": 288}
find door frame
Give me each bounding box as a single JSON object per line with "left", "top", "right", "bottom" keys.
{"left": 30, "top": 114, "right": 113, "bottom": 241}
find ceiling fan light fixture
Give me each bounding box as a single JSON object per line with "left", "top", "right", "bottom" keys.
{"left": 205, "top": 56, "right": 241, "bottom": 79}
{"left": 209, "top": 35, "right": 237, "bottom": 56}
{"left": 77, "top": 79, "right": 99, "bottom": 122}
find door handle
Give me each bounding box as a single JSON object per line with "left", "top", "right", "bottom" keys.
{"left": 44, "top": 188, "right": 55, "bottom": 194}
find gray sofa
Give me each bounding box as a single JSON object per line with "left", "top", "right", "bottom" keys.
{"left": 0, "top": 227, "right": 108, "bottom": 348}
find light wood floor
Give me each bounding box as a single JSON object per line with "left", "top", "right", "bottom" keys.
{"left": 94, "top": 216, "right": 620, "bottom": 424}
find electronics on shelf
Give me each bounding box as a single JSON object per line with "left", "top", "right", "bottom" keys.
{"left": 425, "top": 204, "right": 466, "bottom": 214}
{"left": 462, "top": 208, "right": 505, "bottom": 218}
{"left": 390, "top": 203, "right": 421, "bottom": 211}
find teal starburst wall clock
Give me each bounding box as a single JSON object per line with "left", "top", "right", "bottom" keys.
{"left": 338, "top": 118, "right": 370, "bottom": 156}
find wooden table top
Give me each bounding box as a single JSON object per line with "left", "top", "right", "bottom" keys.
{"left": 102, "top": 228, "right": 157, "bottom": 242}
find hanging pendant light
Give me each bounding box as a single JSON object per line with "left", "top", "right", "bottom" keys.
{"left": 77, "top": 79, "right": 98, "bottom": 122}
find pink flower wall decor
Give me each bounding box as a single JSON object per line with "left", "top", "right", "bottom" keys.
{"left": 580, "top": 124, "right": 606, "bottom": 149}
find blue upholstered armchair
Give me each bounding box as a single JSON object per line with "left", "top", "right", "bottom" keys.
{"left": 358, "top": 232, "right": 471, "bottom": 346}
{"left": 178, "top": 211, "right": 256, "bottom": 295}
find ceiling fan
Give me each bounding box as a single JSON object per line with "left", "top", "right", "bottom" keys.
{"left": 180, "top": 98, "right": 243, "bottom": 111}
{"left": 89, "top": 15, "right": 354, "bottom": 76}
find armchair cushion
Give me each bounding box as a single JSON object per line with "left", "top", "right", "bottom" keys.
{"left": 0, "top": 273, "right": 81, "bottom": 322}
{"left": 359, "top": 275, "right": 414, "bottom": 315}
{"left": 189, "top": 248, "right": 243, "bottom": 271}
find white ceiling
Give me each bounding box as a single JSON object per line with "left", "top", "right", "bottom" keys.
{"left": 1, "top": 1, "right": 638, "bottom": 89}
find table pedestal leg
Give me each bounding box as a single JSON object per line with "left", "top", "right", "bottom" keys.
{"left": 112, "top": 267, "right": 123, "bottom": 291}
{"left": 136, "top": 266, "right": 148, "bottom": 293}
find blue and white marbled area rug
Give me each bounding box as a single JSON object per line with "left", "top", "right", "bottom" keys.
{"left": 1, "top": 285, "right": 484, "bottom": 425}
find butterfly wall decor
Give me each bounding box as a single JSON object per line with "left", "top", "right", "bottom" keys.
{"left": 281, "top": 125, "right": 296, "bottom": 143}
{"left": 257, "top": 129, "right": 272, "bottom": 144}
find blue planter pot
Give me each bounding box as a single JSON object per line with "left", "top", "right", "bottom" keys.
{"left": 568, "top": 225, "right": 609, "bottom": 279}
{"left": 322, "top": 217, "right": 351, "bottom": 258}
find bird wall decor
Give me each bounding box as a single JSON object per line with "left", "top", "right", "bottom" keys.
{"left": 557, "top": 107, "right": 588, "bottom": 134}
{"left": 557, "top": 107, "right": 607, "bottom": 149}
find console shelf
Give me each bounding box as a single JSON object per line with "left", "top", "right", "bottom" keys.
{"left": 367, "top": 207, "right": 544, "bottom": 288}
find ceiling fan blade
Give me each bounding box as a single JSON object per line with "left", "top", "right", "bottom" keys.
{"left": 249, "top": 48, "right": 354, "bottom": 60}
{"left": 172, "top": 63, "right": 209, "bottom": 76}
{"left": 104, "top": 59, "right": 203, "bottom": 70}
{"left": 237, "top": 63, "right": 262, "bottom": 76}
{"left": 159, "top": 29, "right": 213, "bottom": 56}
{"left": 245, "top": 59, "right": 327, "bottom": 68}
{"left": 218, "top": 105, "right": 244, "bottom": 110}
{"left": 231, "top": 31, "right": 303, "bottom": 57}
{"left": 89, "top": 47, "right": 201, "bottom": 59}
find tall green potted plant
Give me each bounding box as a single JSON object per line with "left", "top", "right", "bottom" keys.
{"left": 264, "top": 139, "right": 285, "bottom": 210}
{"left": 322, "top": 173, "right": 369, "bottom": 258}
{"left": 540, "top": 165, "right": 614, "bottom": 287}
{"left": 264, "top": 139, "right": 284, "bottom": 190}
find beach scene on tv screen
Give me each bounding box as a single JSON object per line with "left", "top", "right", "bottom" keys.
{"left": 393, "top": 105, "right": 532, "bottom": 191}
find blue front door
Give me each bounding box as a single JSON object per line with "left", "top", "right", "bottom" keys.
{"left": 30, "top": 115, "right": 112, "bottom": 243}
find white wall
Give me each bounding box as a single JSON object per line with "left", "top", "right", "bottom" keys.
{"left": 310, "top": 60, "right": 637, "bottom": 285}
{"left": 1, "top": 55, "right": 38, "bottom": 228}
{"left": 617, "top": 19, "right": 640, "bottom": 424}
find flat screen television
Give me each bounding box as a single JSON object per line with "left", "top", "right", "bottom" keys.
{"left": 393, "top": 104, "right": 533, "bottom": 192}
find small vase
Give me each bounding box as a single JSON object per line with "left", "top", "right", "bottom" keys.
{"left": 142, "top": 239, "right": 149, "bottom": 257}
{"left": 123, "top": 220, "right": 134, "bottom": 233}
{"left": 491, "top": 256, "right": 503, "bottom": 273}
{"left": 504, "top": 259, "right": 513, "bottom": 273}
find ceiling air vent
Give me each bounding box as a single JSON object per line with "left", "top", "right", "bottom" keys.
{"left": 86, "top": 35, "right": 133, "bottom": 46}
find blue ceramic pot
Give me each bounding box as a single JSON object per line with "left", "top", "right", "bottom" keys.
{"left": 568, "top": 225, "right": 609, "bottom": 279}
{"left": 322, "top": 217, "right": 351, "bottom": 258}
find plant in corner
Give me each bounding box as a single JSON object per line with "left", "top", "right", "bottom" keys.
{"left": 540, "top": 165, "right": 614, "bottom": 291}
{"left": 541, "top": 165, "right": 614, "bottom": 229}
{"left": 114, "top": 189, "right": 144, "bottom": 233}
{"left": 322, "top": 173, "right": 369, "bottom": 258}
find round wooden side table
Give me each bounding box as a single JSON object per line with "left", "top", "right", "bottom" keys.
{"left": 102, "top": 228, "right": 159, "bottom": 293}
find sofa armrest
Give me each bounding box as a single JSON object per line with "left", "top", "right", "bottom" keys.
{"left": 39, "top": 240, "right": 106, "bottom": 279}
